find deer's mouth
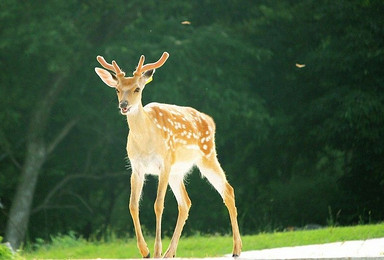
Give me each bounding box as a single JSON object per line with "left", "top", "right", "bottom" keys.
{"left": 120, "top": 107, "right": 131, "bottom": 114}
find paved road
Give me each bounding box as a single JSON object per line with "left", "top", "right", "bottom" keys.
{"left": 235, "top": 237, "right": 384, "bottom": 259}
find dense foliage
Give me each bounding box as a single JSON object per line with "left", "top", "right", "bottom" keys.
{"left": 0, "top": 0, "right": 383, "bottom": 246}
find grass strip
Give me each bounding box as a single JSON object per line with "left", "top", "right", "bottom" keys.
{"left": 22, "top": 223, "right": 384, "bottom": 259}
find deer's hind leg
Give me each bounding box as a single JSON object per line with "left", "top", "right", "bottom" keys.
{"left": 197, "top": 155, "right": 242, "bottom": 257}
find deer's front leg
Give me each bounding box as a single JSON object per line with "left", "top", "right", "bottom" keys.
{"left": 164, "top": 177, "right": 191, "bottom": 258}
{"left": 154, "top": 170, "right": 170, "bottom": 258}
{"left": 129, "top": 172, "right": 150, "bottom": 258}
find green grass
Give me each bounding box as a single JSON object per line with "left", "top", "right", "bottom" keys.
{"left": 21, "top": 223, "right": 384, "bottom": 259}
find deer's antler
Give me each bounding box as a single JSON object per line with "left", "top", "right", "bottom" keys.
{"left": 134, "top": 52, "right": 169, "bottom": 76}
{"left": 97, "top": 56, "right": 125, "bottom": 77}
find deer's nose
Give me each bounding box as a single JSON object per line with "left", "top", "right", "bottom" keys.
{"left": 119, "top": 100, "right": 128, "bottom": 109}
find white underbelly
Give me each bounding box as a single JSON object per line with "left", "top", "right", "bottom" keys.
{"left": 129, "top": 145, "right": 202, "bottom": 177}
{"left": 129, "top": 154, "right": 163, "bottom": 176}
{"left": 170, "top": 161, "right": 195, "bottom": 176}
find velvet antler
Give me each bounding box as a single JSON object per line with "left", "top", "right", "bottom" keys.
{"left": 96, "top": 56, "right": 125, "bottom": 77}
{"left": 134, "top": 52, "right": 169, "bottom": 76}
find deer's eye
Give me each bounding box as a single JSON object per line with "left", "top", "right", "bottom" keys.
{"left": 134, "top": 87, "right": 140, "bottom": 93}
{"left": 115, "top": 88, "right": 120, "bottom": 94}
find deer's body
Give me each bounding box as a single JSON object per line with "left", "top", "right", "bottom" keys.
{"left": 95, "top": 52, "right": 242, "bottom": 258}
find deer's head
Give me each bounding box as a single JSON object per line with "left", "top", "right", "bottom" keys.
{"left": 95, "top": 52, "right": 169, "bottom": 115}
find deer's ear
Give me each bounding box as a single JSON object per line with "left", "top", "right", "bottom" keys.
{"left": 143, "top": 69, "right": 155, "bottom": 85}
{"left": 95, "top": 67, "right": 118, "bottom": 88}
{"left": 144, "top": 69, "right": 155, "bottom": 79}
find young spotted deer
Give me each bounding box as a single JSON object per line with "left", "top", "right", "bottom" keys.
{"left": 95, "top": 52, "right": 242, "bottom": 258}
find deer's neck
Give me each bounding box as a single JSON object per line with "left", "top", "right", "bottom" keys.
{"left": 126, "top": 103, "right": 152, "bottom": 134}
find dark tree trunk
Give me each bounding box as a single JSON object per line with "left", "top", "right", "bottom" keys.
{"left": 4, "top": 76, "right": 75, "bottom": 249}
{"left": 4, "top": 142, "right": 46, "bottom": 248}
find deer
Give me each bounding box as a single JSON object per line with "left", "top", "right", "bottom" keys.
{"left": 95, "top": 52, "right": 242, "bottom": 258}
